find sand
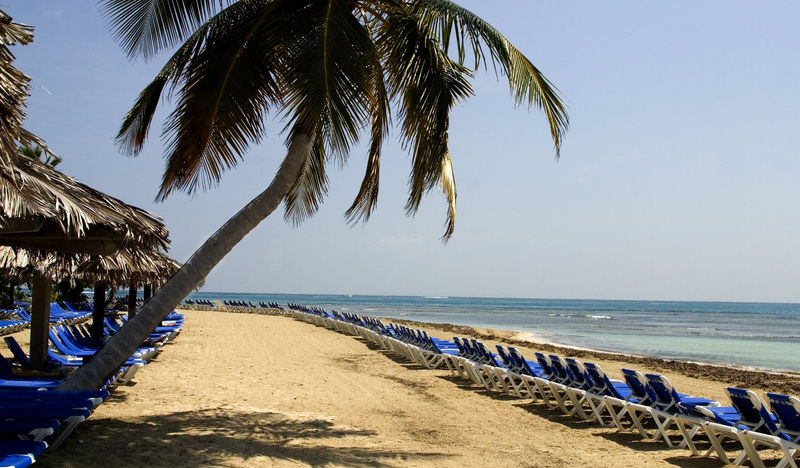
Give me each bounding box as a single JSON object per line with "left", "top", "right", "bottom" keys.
{"left": 25, "top": 307, "right": 800, "bottom": 467}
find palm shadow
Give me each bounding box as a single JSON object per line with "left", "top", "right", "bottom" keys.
{"left": 37, "top": 407, "right": 449, "bottom": 467}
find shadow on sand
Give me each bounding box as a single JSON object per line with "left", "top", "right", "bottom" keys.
{"left": 37, "top": 407, "right": 449, "bottom": 467}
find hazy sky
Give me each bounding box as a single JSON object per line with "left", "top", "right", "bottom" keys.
{"left": 7, "top": 2, "right": 800, "bottom": 302}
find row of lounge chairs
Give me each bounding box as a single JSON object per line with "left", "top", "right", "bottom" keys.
{"left": 0, "top": 310, "right": 28, "bottom": 336}
{"left": 0, "top": 303, "right": 95, "bottom": 337}
{"left": 280, "top": 304, "right": 800, "bottom": 468}
{"left": 182, "top": 299, "right": 215, "bottom": 306}
{"left": 0, "top": 303, "right": 185, "bottom": 467}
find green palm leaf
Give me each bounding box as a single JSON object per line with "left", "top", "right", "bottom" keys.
{"left": 378, "top": 7, "right": 473, "bottom": 239}
{"left": 412, "top": 0, "right": 569, "bottom": 155}
{"left": 157, "top": 2, "right": 283, "bottom": 199}
{"left": 101, "top": 0, "right": 232, "bottom": 59}
{"left": 283, "top": 126, "right": 328, "bottom": 225}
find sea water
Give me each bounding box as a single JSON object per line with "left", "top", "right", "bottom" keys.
{"left": 186, "top": 293, "right": 800, "bottom": 372}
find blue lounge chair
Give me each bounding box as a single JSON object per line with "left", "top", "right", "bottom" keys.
{"left": 494, "top": 346, "right": 543, "bottom": 399}
{"left": 0, "top": 440, "right": 47, "bottom": 468}
{"left": 0, "top": 419, "right": 59, "bottom": 441}
{"left": 680, "top": 388, "right": 790, "bottom": 465}
{"left": 766, "top": 393, "right": 800, "bottom": 443}
{"left": 644, "top": 373, "right": 719, "bottom": 449}
{"left": 583, "top": 362, "right": 643, "bottom": 431}
{"left": 564, "top": 358, "right": 609, "bottom": 424}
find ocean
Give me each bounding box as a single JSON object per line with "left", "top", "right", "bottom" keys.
{"left": 186, "top": 292, "right": 800, "bottom": 372}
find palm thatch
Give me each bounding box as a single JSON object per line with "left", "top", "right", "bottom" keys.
{"left": 0, "top": 10, "right": 48, "bottom": 164}
{"left": 1, "top": 9, "right": 168, "bottom": 254}
{"left": 0, "top": 155, "right": 170, "bottom": 254}
{"left": 0, "top": 246, "right": 180, "bottom": 285}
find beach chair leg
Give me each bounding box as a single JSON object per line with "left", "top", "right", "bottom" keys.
{"left": 674, "top": 417, "right": 701, "bottom": 454}
{"left": 602, "top": 398, "right": 630, "bottom": 431}
{"left": 698, "top": 423, "right": 735, "bottom": 465}
{"left": 49, "top": 415, "right": 86, "bottom": 450}
{"left": 585, "top": 394, "right": 612, "bottom": 427}
{"left": 625, "top": 403, "right": 659, "bottom": 441}
{"left": 652, "top": 414, "right": 676, "bottom": 447}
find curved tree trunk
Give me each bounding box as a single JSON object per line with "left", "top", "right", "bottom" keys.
{"left": 58, "top": 133, "right": 311, "bottom": 390}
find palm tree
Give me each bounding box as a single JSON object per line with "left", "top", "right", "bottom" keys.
{"left": 59, "top": 0, "right": 568, "bottom": 390}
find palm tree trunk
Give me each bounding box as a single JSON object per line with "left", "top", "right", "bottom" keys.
{"left": 57, "top": 133, "right": 311, "bottom": 390}
{"left": 91, "top": 282, "right": 107, "bottom": 341}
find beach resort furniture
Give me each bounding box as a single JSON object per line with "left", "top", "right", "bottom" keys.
{"left": 767, "top": 393, "right": 800, "bottom": 443}
{"left": 543, "top": 355, "right": 595, "bottom": 420}
{"left": 492, "top": 346, "right": 538, "bottom": 398}
{"left": 564, "top": 358, "right": 609, "bottom": 424}
{"left": 530, "top": 353, "right": 576, "bottom": 412}
{"left": 450, "top": 338, "right": 489, "bottom": 387}
{"left": 582, "top": 362, "right": 642, "bottom": 430}
{"left": 278, "top": 301, "right": 799, "bottom": 468}
{"left": 505, "top": 347, "right": 548, "bottom": 401}
{"left": 0, "top": 440, "right": 47, "bottom": 468}
{"left": 644, "top": 373, "right": 719, "bottom": 449}
{"left": 0, "top": 310, "right": 28, "bottom": 336}
{"left": 676, "top": 388, "right": 785, "bottom": 466}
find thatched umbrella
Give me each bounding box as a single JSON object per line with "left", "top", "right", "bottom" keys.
{"left": 0, "top": 10, "right": 173, "bottom": 369}
{"left": 0, "top": 10, "right": 169, "bottom": 254}
{"left": 75, "top": 249, "right": 179, "bottom": 337}
{"left": 0, "top": 246, "right": 180, "bottom": 341}
{"left": 0, "top": 157, "right": 172, "bottom": 369}
{"left": 0, "top": 155, "right": 170, "bottom": 254}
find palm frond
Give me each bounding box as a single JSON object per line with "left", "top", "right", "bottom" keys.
{"left": 344, "top": 18, "right": 390, "bottom": 225}
{"left": 412, "top": 0, "right": 568, "bottom": 155}
{"left": 283, "top": 126, "right": 327, "bottom": 225}
{"left": 439, "top": 149, "right": 456, "bottom": 240}
{"left": 100, "top": 0, "right": 232, "bottom": 59}
{"left": 116, "top": 5, "right": 236, "bottom": 157}
{"left": 378, "top": 8, "right": 471, "bottom": 238}
{"left": 281, "top": 0, "right": 376, "bottom": 160}
{"left": 156, "top": 1, "right": 283, "bottom": 199}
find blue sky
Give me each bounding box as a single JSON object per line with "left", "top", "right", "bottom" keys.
{"left": 7, "top": 2, "right": 800, "bottom": 302}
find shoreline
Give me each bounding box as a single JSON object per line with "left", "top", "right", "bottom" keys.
{"left": 186, "top": 304, "right": 800, "bottom": 395}
{"left": 389, "top": 317, "right": 800, "bottom": 394}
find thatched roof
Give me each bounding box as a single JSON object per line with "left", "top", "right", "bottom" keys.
{"left": 0, "top": 246, "right": 180, "bottom": 285}
{"left": 0, "top": 10, "right": 169, "bottom": 255}
{"left": 0, "top": 155, "right": 170, "bottom": 254}
{"left": 0, "top": 10, "right": 48, "bottom": 165}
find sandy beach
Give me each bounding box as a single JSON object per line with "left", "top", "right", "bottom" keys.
{"left": 26, "top": 308, "right": 800, "bottom": 467}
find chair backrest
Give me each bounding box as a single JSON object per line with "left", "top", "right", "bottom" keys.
{"left": 535, "top": 353, "right": 555, "bottom": 379}
{"left": 583, "top": 361, "right": 619, "bottom": 396}
{"left": 565, "top": 358, "right": 594, "bottom": 391}
{"left": 644, "top": 373, "right": 680, "bottom": 412}
{"left": 548, "top": 354, "right": 574, "bottom": 384}
{"left": 621, "top": 368, "right": 654, "bottom": 404}
{"left": 727, "top": 388, "right": 781, "bottom": 435}
{"left": 0, "top": 350, "right": 18, "bottom": 377}
{"left": 495, "top": 346, "right": 513, "bottom": 369}
{"left": 508, "top": 348, "right": 540, "bottom": 377}
{"left": 3, "top": 337, "right": 30, "bottom": 369}
{"left": 766, "top": 392, "right": 800, "bottom": 440}
{"left": 452, "top": 337, "right": 466, "bottom": 357}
